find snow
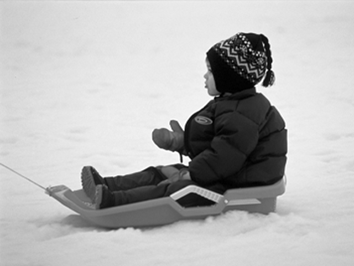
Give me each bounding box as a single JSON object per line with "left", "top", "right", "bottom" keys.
{"left": 1, "top": 1, "right": 354, "bottom": 265}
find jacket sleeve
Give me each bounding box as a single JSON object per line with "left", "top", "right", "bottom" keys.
{"left": 189, "top": 111, "right": 259, "bottom": 186}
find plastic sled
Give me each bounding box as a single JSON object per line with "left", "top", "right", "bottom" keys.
{"left": 46, "top": 177, "right": 286, "bottom": 229}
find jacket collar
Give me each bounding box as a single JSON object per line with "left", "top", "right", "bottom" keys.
{"left": 215, "top": 88, "right": 256, "bottom": 101}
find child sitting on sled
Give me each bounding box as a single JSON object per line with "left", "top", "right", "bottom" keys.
{"left": 81, "top": 32, "right": 287, "bottom": 209}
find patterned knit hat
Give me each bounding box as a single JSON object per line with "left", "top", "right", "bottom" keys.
{"left": 206, "top": 32, "right": 275, "bottom": 93}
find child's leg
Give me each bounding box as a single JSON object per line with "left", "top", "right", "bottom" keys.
{"left": 81, "top": 166, "right": 166, "bottom": 201}
{"left": 104, "top": 166, "right": 166, "bottom": 191}
{"left": 95, "top": 179, "right": 225, "bottom": 209}
{"left": 95, "top": 183, "right": 170, "bottom": 209}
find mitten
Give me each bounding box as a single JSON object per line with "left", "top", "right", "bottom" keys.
{"left": 152, "top": 120, "right": 184, "bottom": 152}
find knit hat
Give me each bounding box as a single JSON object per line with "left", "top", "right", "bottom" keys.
{"left": 206, "top": 32, "right": 275, "bottom": 93}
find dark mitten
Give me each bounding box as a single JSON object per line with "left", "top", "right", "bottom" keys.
{"left": 152, "top": 120, "right": 184, "bottom": 152}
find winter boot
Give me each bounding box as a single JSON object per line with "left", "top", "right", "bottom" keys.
{"left": 81, "top": 166, "right": 105, "bottom": 201}
{"left": 94, "top": 184, "right": 115, "bottom": 209}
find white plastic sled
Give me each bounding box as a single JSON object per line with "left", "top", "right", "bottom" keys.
{"left": 46, "top": 177, "right": 286, "bottom": 229}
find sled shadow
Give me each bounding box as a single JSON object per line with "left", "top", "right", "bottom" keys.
{"left": 60, "top": 214, "right": 103, "bottom": 229}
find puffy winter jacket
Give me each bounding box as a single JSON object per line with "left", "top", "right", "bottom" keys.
{"left": 184, "top": 88, "right": 287, "bottom": 189}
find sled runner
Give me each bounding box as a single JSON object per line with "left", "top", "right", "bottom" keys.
{"left": 46, "top": 177, "right": 286, "bottom": 229}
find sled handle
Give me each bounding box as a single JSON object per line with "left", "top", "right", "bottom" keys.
{"left": 170, "top": 185, "right": 223, "bottom": 203}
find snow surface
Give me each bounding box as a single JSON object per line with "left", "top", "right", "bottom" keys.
{"left": 1, "top": 1, "right": 354, "bottom": 265}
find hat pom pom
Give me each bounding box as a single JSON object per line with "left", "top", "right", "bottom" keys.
{"left": 262, "top": 70, "right": 275, "bottom": 87}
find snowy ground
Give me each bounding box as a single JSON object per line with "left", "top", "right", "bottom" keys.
{"left": 1, "top": 1, "right": 354, "bottom": 265}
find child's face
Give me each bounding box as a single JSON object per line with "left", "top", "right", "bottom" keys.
{"left": 204, "top": 58, "right": 220, "bottom": 96}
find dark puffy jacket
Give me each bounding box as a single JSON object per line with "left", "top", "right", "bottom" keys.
{"left": 184, "top": 88, "right": 287, "bottom": 189}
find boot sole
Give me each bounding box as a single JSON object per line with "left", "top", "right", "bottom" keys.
{"left": 81, "top": 166, "right": 97, "bottom": 201}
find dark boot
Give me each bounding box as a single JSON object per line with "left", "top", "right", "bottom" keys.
{"left": 94, "top": 185, "right": 115, "bottom": 209}
{"left": 81, "top": 166, "right": 105, "bottom": 201}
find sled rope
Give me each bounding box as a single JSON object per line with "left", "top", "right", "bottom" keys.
{"left": 0, "top": 162, "right": 46, "bottom": 191}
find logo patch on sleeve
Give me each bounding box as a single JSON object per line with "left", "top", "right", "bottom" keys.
{"left": 195, "top": 116, "right": 213, "bottom": 125}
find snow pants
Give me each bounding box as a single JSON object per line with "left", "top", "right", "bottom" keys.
{"left": 102, "top": 165, "right": 224, "bottom": 207}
